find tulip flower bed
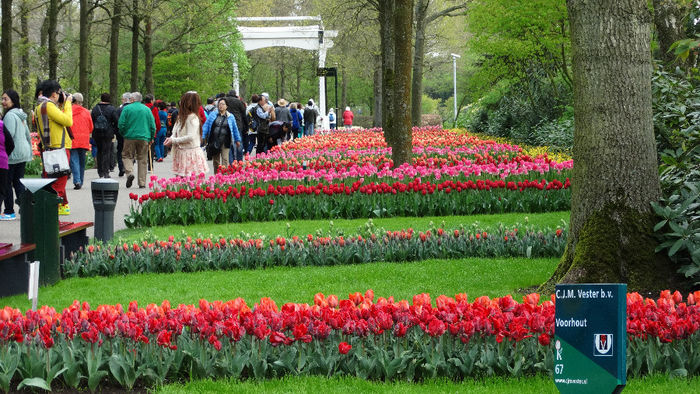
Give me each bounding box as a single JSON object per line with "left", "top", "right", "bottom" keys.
{"left": 126, "top": 177, "right": 570, "bottom": 227}
{"left": 1, "top": 290, "right": 699, "bottom": 391}
{"left": 125, "top": 128, "right": 572, "bottom": 227}
{"left": 64, "top": 225, "right": 567, "bottom": 278}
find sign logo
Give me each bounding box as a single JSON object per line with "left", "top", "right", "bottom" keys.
{"left": 594, "top": 334, "right": 613, "bottom": 356}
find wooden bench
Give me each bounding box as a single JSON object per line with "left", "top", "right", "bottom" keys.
{"left": 59, "top": 221, "right": 93, "bottom": 266}
{"left": 0, "top": 242, "right": 37, "bottom": 297}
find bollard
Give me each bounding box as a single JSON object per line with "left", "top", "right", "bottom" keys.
{"left": 19, "top": 178, "right": 61, "bottom": 285}
{"left": 91, "top": 179, "right": 119, "bottom": 242}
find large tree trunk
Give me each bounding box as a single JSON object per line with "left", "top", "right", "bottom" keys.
{"left": 79, "top": 0, "right": 89, "bottom": 98}
{"left": 130, "top": 0, "right": 140, "bottom": 91}
{"left": 542, "top": 0, "right": 671, "bottom": 293}
{"left": 653, "top": 0, "right": 691, "bottom": 65}
{"left": 1, "top": 0, "right": 13, "bottom": 90}
{"left": 109, "top": 0, "right": 121, "bottom": 105}
{"left": 390, "top": 0, "right": 414, "bottom": 167}
{"left": 19, "top": 0, "right": 30, "bottom": 108}
{"left": 411, "top": 0, "right": 428, "bottom": 127}
{"left": 48, "top": 0, "right": 59, "bottom": 80}
{"left": 372, "top": 55, "right": 382, "bottom": 127}
{"left": 144, "top": 15, "right": 154, "bottom": 95}
{"left": 379, "top": 0, "right": 396, "bottom": 148}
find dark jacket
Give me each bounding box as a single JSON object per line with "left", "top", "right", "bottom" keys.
{"left": 303, "top": 106, "right": 319, "bottom": 125}
{"left": 224, "top": 95, "right": 249, "bottom": 136}
{"left": 91, "top": 103, "right": 118, "bottom": 139}
{"left": 275, "top": 106, "right": 293, "bottom": 125}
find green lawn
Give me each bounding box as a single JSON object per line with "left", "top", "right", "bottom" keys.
{"left": 0, "top": 257, "right": 558, "bottom": 310}
{"left": 158, "top": 374, "right": 700, "bottom": 394}
{"left": 113, "top": 211, "right": 569, "bottom": 243}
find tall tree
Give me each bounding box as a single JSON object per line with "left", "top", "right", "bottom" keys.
{"left": 109, "top": 0, "right": 121, "bottom": 104}
{"left": 78, "top": 0, "right": 94, "bottom": 102}
{"left": 411, "top": 0, "right": 468, "bottom": 126}
{"left": 19, "top": 0, "right": 30, "bottom": 108}
{"left": 130, "top": 0, "right": 140, "bottom": 91}
{"left": 1, "top": 0, "right": 13, "bottom": 90}
{"left": 653, "top": 0, "right": 693, "bottom": 65}
{"left": 47, "top": 0, "right": 59, "bottom": 80}
{"left": 542, "top": 0, "right": 672, "bottom": 292}
{"left": 380, "top": 0, "right": 414, "bottom": 167}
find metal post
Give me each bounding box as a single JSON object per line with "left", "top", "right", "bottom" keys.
{"left": 451, "top": 53, "right": 461, "bottom": 123}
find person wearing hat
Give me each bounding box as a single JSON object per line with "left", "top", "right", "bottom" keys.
{"left": 274, "top": 99, "right": 293, "bottom": 141}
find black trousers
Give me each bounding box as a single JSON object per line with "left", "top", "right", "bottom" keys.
{"left": 94, "top": 134, "right": 114, "bottom": 177}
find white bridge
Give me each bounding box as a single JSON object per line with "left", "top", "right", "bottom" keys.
{"left": 234, "top": 16, "right": 338, "bottom": 129}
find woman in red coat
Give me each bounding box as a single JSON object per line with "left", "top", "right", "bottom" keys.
{"left": 342, "top": 107, "right": 354, "bottom": 129}
{"left": 69, "top": 93, "right": 93, "bottom": 189}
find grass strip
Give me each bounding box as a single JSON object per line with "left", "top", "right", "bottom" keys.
{"left": 114, "top": 211, "right": 569, "bottom": 243}
{"left": 1, "top": 257, "right": 558, "bottom": 310}
{"left": 157, "top": 374, "right": 700, "bottom": 394}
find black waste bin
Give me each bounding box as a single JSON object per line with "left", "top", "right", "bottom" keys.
{"left": 19, "top": 178, "right": 61, "bottom": 286}
{"left": 91, "top": 179, "right": 119, "bottom": 242}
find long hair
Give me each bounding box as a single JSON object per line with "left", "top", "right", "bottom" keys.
{"left": 176, "top": 91, "right": 201, "bottom": 128}
{"left": 2, "top": 89, "right": 21, "bottom": 120}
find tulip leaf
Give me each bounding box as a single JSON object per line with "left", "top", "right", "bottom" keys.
{"left": 17, "top": 377, "right": 50, "bottom": 391}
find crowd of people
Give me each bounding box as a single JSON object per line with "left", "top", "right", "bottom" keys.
{"left": 0, "top": 78, "right": 357, "bottom": 218}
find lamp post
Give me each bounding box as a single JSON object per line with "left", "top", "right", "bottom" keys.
{"left": 451, "top": 53, "right": 461, "bottom": 123}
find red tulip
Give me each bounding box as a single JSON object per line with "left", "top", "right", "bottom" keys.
{"left": 338, "top": 341, "right": 352, "bottom": 354}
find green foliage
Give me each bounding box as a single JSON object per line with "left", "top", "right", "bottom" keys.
{"left": 651, "top": 64, "right": 700, "bottom": 153}
{"left": 464, "top": 0, "right": 570, "bottom": 98}
{"left": 650, "top": 65, "right": 700, "bottom": 284}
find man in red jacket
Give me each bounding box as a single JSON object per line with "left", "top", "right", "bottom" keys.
{"left": 69, "top": 93, "right": 93, "bottom": 189}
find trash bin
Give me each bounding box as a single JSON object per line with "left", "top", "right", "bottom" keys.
{"left": 19, "top": 178, "right": 61, "bottom": 286}
{"left": 91, "top": 179, "right": 119, "bottom": 242}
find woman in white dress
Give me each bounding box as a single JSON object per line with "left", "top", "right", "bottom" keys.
{"left": 164, "top": 91, "right": 208, "bottom": 177}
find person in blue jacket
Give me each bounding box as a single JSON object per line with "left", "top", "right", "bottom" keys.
{"left": 202, "top": 98, "right": 241, "bottom": 171}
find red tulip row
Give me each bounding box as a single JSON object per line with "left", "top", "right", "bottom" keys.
{"left": 2, "top": 290, "right": 698, "bottom": 351}
{"left": 131, "top": 178, "right": 570, "bottom": 204}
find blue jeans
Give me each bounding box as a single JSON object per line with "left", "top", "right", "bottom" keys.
{"left": 304, "top": 123, "right": 315, "bottom": 137}
{"left": 243, "top": 134, "right": 256, "bottom": 155}
{"left": 155, "top": 128, "right": 166, "bottom": 159}
{"left": 70, "top": 148, "right": 87, "bottom": 186}
{"left": 228, "top": 143, "right": 244, "bottom": 162}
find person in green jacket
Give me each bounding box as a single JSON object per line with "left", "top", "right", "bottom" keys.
{"left": 118, "top": 92, "right": 155, "bottom": 188}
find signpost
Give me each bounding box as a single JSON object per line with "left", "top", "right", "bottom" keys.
{"left": 554, "top": 283, "right": 626, "bottom": 393}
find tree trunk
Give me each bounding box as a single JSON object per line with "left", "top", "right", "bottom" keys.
{"left": 542, "top": 0, "right": 671, "bottom": 293}
{"left": 130, "top": 0, "right": 140, "bottom": 91}
{"left": 279, "top": 50, "right": 286, "bottom": 99}
{"left": 109, "top": 0, "right": 121, "bottom": 105}
{"left": 652, "top": 0, "right": 691, "bottom": 65}
{"left": 144, "top": 15, "right": 154, "bottom": 95}
{"left": 341, "top": 65, "right": 347, "bottom": 110}
{"left": 79, "top": 0, "right": 89, "bottom": 98}
{"left": 1, "top": 0, "right": 13, "bottom": 90}
{"left": 48, "top": 0, "right": 59, "bottom": 80}
{"left": 379, "top": 0, "right": 396, "bottom": 148}
{"left": 411, "top": 0, "right": 428, "bottom": 127}
{"left": 373, "top": 55, "right": 382, "bottom": 127}
{"left": 390, "top": 0, "right": 414, "bottom": 167}
{"left": 19, "top": 0, "right": 30, "bottom": 108}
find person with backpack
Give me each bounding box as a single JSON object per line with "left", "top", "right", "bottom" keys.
{"left": 0, "top": 90, "right": 31, "bottom": 221}
{"left": 253, "top": 94, "right": 275, "bottom": 154}
{"left": 91, "top": 93, "right": 118, "bottom": 178}
{"left": 290, "top": 103, "right": 302, "bottom": 140}
{"left": 244, "top": 94, "right": 259, "bottom": 155}
{"left": 303, "top": 99, "right": 320, "bottom": 136}
{"left": 328, "top": 108, "right": 337, "bottom": 130}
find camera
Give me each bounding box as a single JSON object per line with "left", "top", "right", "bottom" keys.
{"left": 57, "top": 91, "right": 65, "bottom": 104}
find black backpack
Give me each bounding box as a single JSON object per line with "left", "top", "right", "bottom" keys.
{"left": 94, "top": 105, "right": 111, "bottom": 135}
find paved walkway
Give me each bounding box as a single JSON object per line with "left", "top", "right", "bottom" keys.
{"left": 0, "top": 153, "right": 210, "bottom": 245}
